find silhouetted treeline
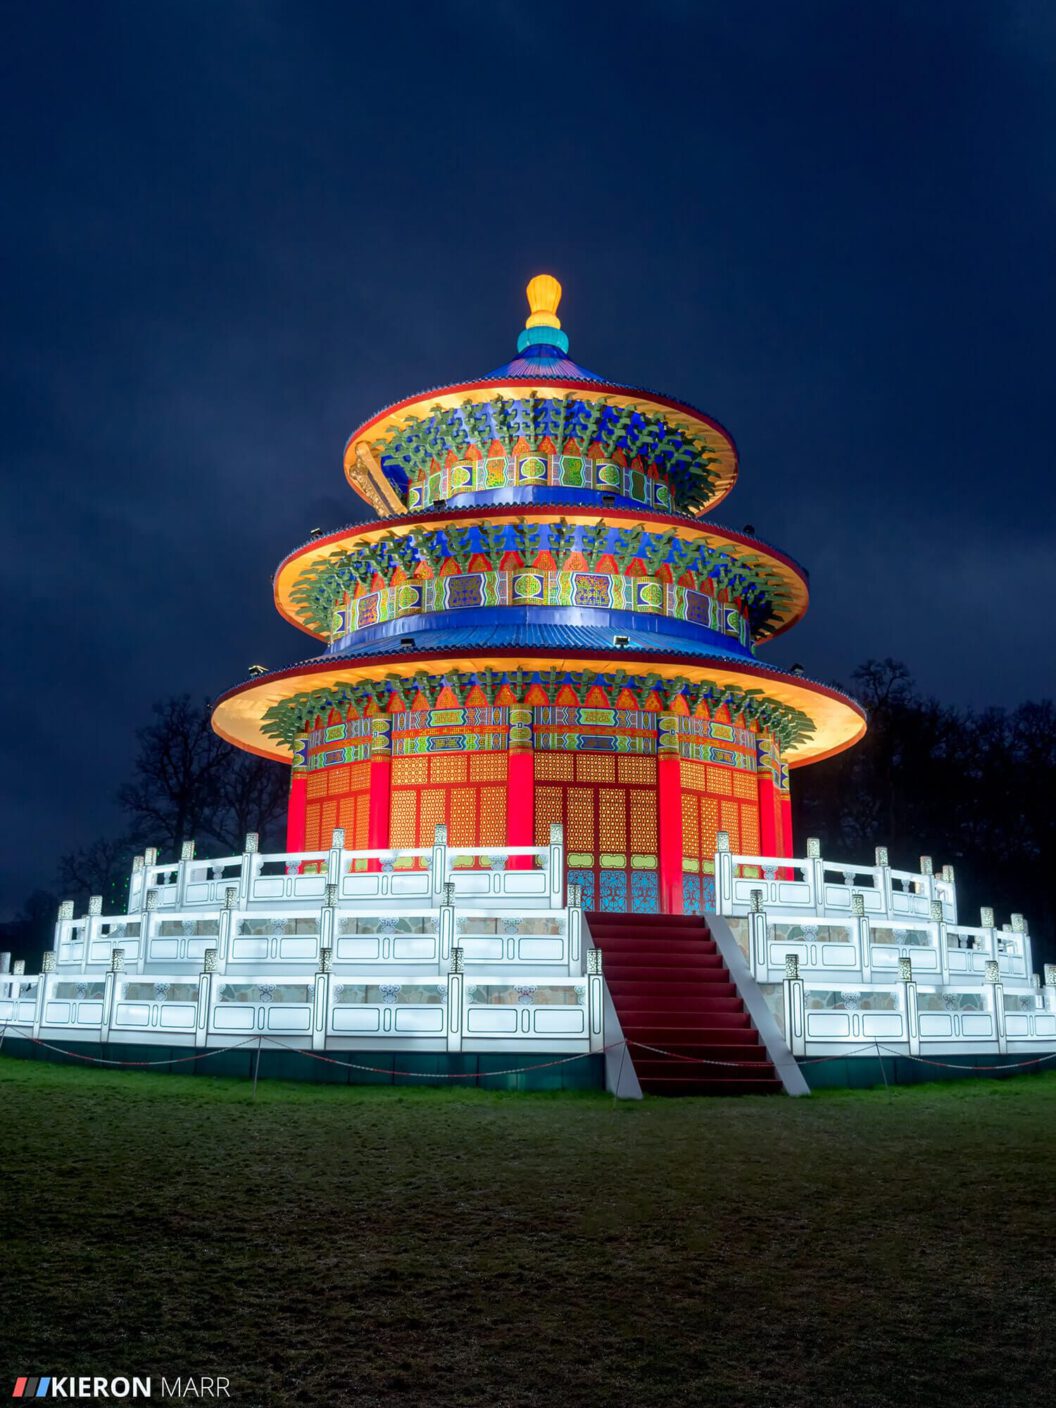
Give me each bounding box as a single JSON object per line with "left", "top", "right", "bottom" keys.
{"left": 793, "top": 660, "right": 1055, "bottom": 967}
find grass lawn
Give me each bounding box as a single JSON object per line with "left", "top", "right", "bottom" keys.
{"left": 0, "top": 1057, "right": 1053, "bottom": 1408}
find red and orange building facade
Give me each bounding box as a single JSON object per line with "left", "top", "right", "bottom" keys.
{"left": 213, "top": 278, "right": 865, "bottom": 913}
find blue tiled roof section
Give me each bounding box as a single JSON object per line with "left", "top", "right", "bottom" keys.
{"left": 484, "top": 346, "right": 611, "bottom": 382}
{"left": 330, "top": 606, "right": 756, "bottom": 661}
{"left": 308, "top": 623, "right": 768, "bottom": 667}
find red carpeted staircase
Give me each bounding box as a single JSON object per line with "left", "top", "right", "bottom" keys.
{"left": 588, "top": 912, "right": 784, "bottom": 1096}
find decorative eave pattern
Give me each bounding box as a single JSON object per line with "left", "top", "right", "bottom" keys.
{"left": 343, "top": 378, "right": 738, "bottom": 516}
{"left": 274, "top": 507, "right": 810, "bottom": 643}
{"left": 212, "top": 644, "right": 864, "bottom": 769}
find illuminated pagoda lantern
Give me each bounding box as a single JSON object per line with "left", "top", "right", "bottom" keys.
{"left": 212, "top": 277, "right": 865, "bottom": 914}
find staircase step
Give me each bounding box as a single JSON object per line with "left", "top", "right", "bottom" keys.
{"left": 602, "top": 960, "right": 721, "bottom": 975}
{"left": 638, "top": 1077, "right": 784, "bottom": 1097}
{"left": 615, "top": 995, "right": 741, "bottom": 1015}
{"left": 629, "top": 1043, "right": 771, "bottom": 1063}
{"left": 587, "top": 912, "right": 710, "bottom": 925}
{"left": 607, "top": 980, "right": 737, "bottom": 998}
{"left": 592, "top": 914, "right": 781, "bottom": 1098}
{"left": 590, "top": 926, "right": 714, "bottom": 942}
{"left": 622, "top": 1023, "right": 762, "bottom": 1044}
{"left": 590, "top": 936, "right": 718, "bottom": 954}
{"left": 634, "top": 1057, "right": 775, "bottom": 1079}
{"left": 602, "top": 953, "right": 725, "bottom": 970}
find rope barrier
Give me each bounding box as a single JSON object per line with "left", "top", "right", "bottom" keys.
{"left": 0, "top": 1024, "right": 265, "bottom": 1068}
{"left": 875, "top": 1044, "right": 1056, "bottom": 1073}
{"left": 4, "top": 1022, "right": 1056, "bottom": 1082}
{"left": 0, "top": 1022, "right": 621, "bottom": 1080}
{"left": 259, "top": 1035, "right": 617, "bottom": 1079}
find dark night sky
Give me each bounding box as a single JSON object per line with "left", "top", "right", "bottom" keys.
{"left": 3, "top": 1, "right": 1055, "bottom": 915}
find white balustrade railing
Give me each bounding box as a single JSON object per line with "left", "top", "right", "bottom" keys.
{"left": 777, "top": 961, "right": 1056, "bottom": 1058}
{"left": 729, "top": 900, "right": 1035, "bottom": 994}
{"left": 9, "top": 829, "right": 1049, "bottom": 1071}
{"left": 121, "top": 826, "right": 565, "bottom": 916}
{"left": 0, "top": 971, "right": 38, "bottom": 1026}
{"left": 713, "top": 835, "right": 958, "bottom": 925}
{"left": 9, "top": 954, "right": 606, "bottom": 1057}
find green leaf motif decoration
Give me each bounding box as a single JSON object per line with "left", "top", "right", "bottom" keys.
{"left": 287, "top": 521, "right": 797, "bottom": 640}
{"left": 373, "top": 394, "right": 723, "bottom": 512}
{"left": 259, "top": 671, "right": 816, "bottom": 753}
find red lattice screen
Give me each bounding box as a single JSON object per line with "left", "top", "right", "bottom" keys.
{"left": 304, "top": 761, "right": 371, "bottom": 852}
{"left": 389, "top": 753, "right": 508, "bottom": 861}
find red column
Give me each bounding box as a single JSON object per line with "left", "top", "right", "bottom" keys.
{"left": 657, "top": 713, "right": 684, "bottom": 914}
{"left": 779, "top": 790, "right": 794, "bottom": 859}
{"left": 367, "top": 716, "right": 392, "bottom": 865}
{"left": 757, "top": 734, "right": 779, "bottom": 861}
{"left": 758, "top": 771, "right": 779, "bottom": 859}
{"left": 286, "top": 770, "right": 307, "bottom": 852}
{"left": 506, "top": 705, "right": 534, "bottom": 869}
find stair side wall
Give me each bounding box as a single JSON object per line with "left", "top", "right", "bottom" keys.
{"left": 707, "top": 914, "right": 810, "bottom": 1096}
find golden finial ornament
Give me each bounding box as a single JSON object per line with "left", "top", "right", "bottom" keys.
{"left": 517, "top": 273, "right": 568, "bottom": 352}
{"left": 525, "top": 274, "right": 562, "bottom": 330}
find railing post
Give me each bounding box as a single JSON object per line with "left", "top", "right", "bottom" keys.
{"left": 898, "top": 954, "right": 919, "bottom": 1055}
{"left": 805, "top": 837, "right": 824, "bottom": 914}
{"left": 198, "top": 947, "right": 219, "bottom": 1041}
{"left": 55, "top": 899, "right": 73, "bottom": 969}
{"left": 979, "top": 905, "right": 994, "bottom": 946}
{"left": 84, "top": 894, "right": 103, "bottom": 970}
{"left": 587, "top": 947, "right": 604, "bottom": 1052}
{"left": 141, "top": 848, "right": 158, "bottom": 912}
{"left": 875, "top": 846, "right": 893, "bottom": 918}
{"left": 176, "top": 840, "right": 195, "bottom": 908}
{"left": 1043, "top": 965, "right": 1056, "bottom": 1015}
{"left": 715, "top": 831, "right": 733, "bottom": 914}
{"left": 852, "top": 891, "right": 871, "bottom": 982}
{"left": 326, "top": 828, "right": 346, "bottom": 895}
{"left": 941, "top": 863, "right": 957, "bottom": 925}
{"left": 240, "top": 832, "right": 258, "bottom": 905}
{"left": 447, "top": 946, "right": 464, "bottom": 1052}
{"left": 313, "top": 947, "right": 332, "bottom": 1050}
{"left": 321, "top": 883, "right": 337, "bottom": 958}
{"left": 1010, "top": 913, "right": 1031, "bottom": 980}
{"left": 138, "top": 889, "right": 159, "bottom": 974}
{"left": 919, "top": 855, "right": 935, "bottom": 912}
{"left": 567, "top": 882, "right": 583, "bottom": 975}
{"left": 930, "top": 899, "right": 949, "bottom": 986}
{"left": 128, "top": 855, "right": 144, "bottom": 914}
{"left": 549, "top": 823, "right": 565, "bottom": 905}
{"left": 748, "top": 888, "right": 767, "bottom": 980}
{"left": 783, "top": 954, "right": 806, "bottom": 1057}
{"left": 431, "top": 824, "right": 449, "bottom": 906}
{"left": 980, "top": 908, "right": 998, "bottom": 972}
{"left": 217, "top": 886, "right": 238, "bottom": 969}
{"left": 10, "top": 960, "right": 25, "bottom": 1014}
{"left": 985, "top": 959, "right": 1006, "bottom": 1054}
{"left": 101, "top": 947, "right": 124, "bottom": 1044}
{"left": 439, "top": 881, "right": 455, "bottom": 971}
{"left": 34, "top": 952, "right": 55, "bottom": 1037}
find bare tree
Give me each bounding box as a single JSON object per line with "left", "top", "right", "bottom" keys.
{"left": 213, "top": 749, "right": 290, "bottom": 853}
{"left": 117, "top": 696, "right": 231, "bottom": 853}
{"left": 57, "top": 835, "right": 139, "bottom": 913}
{"left": 116, "top": 695, "right": 289, "bottom": 857}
